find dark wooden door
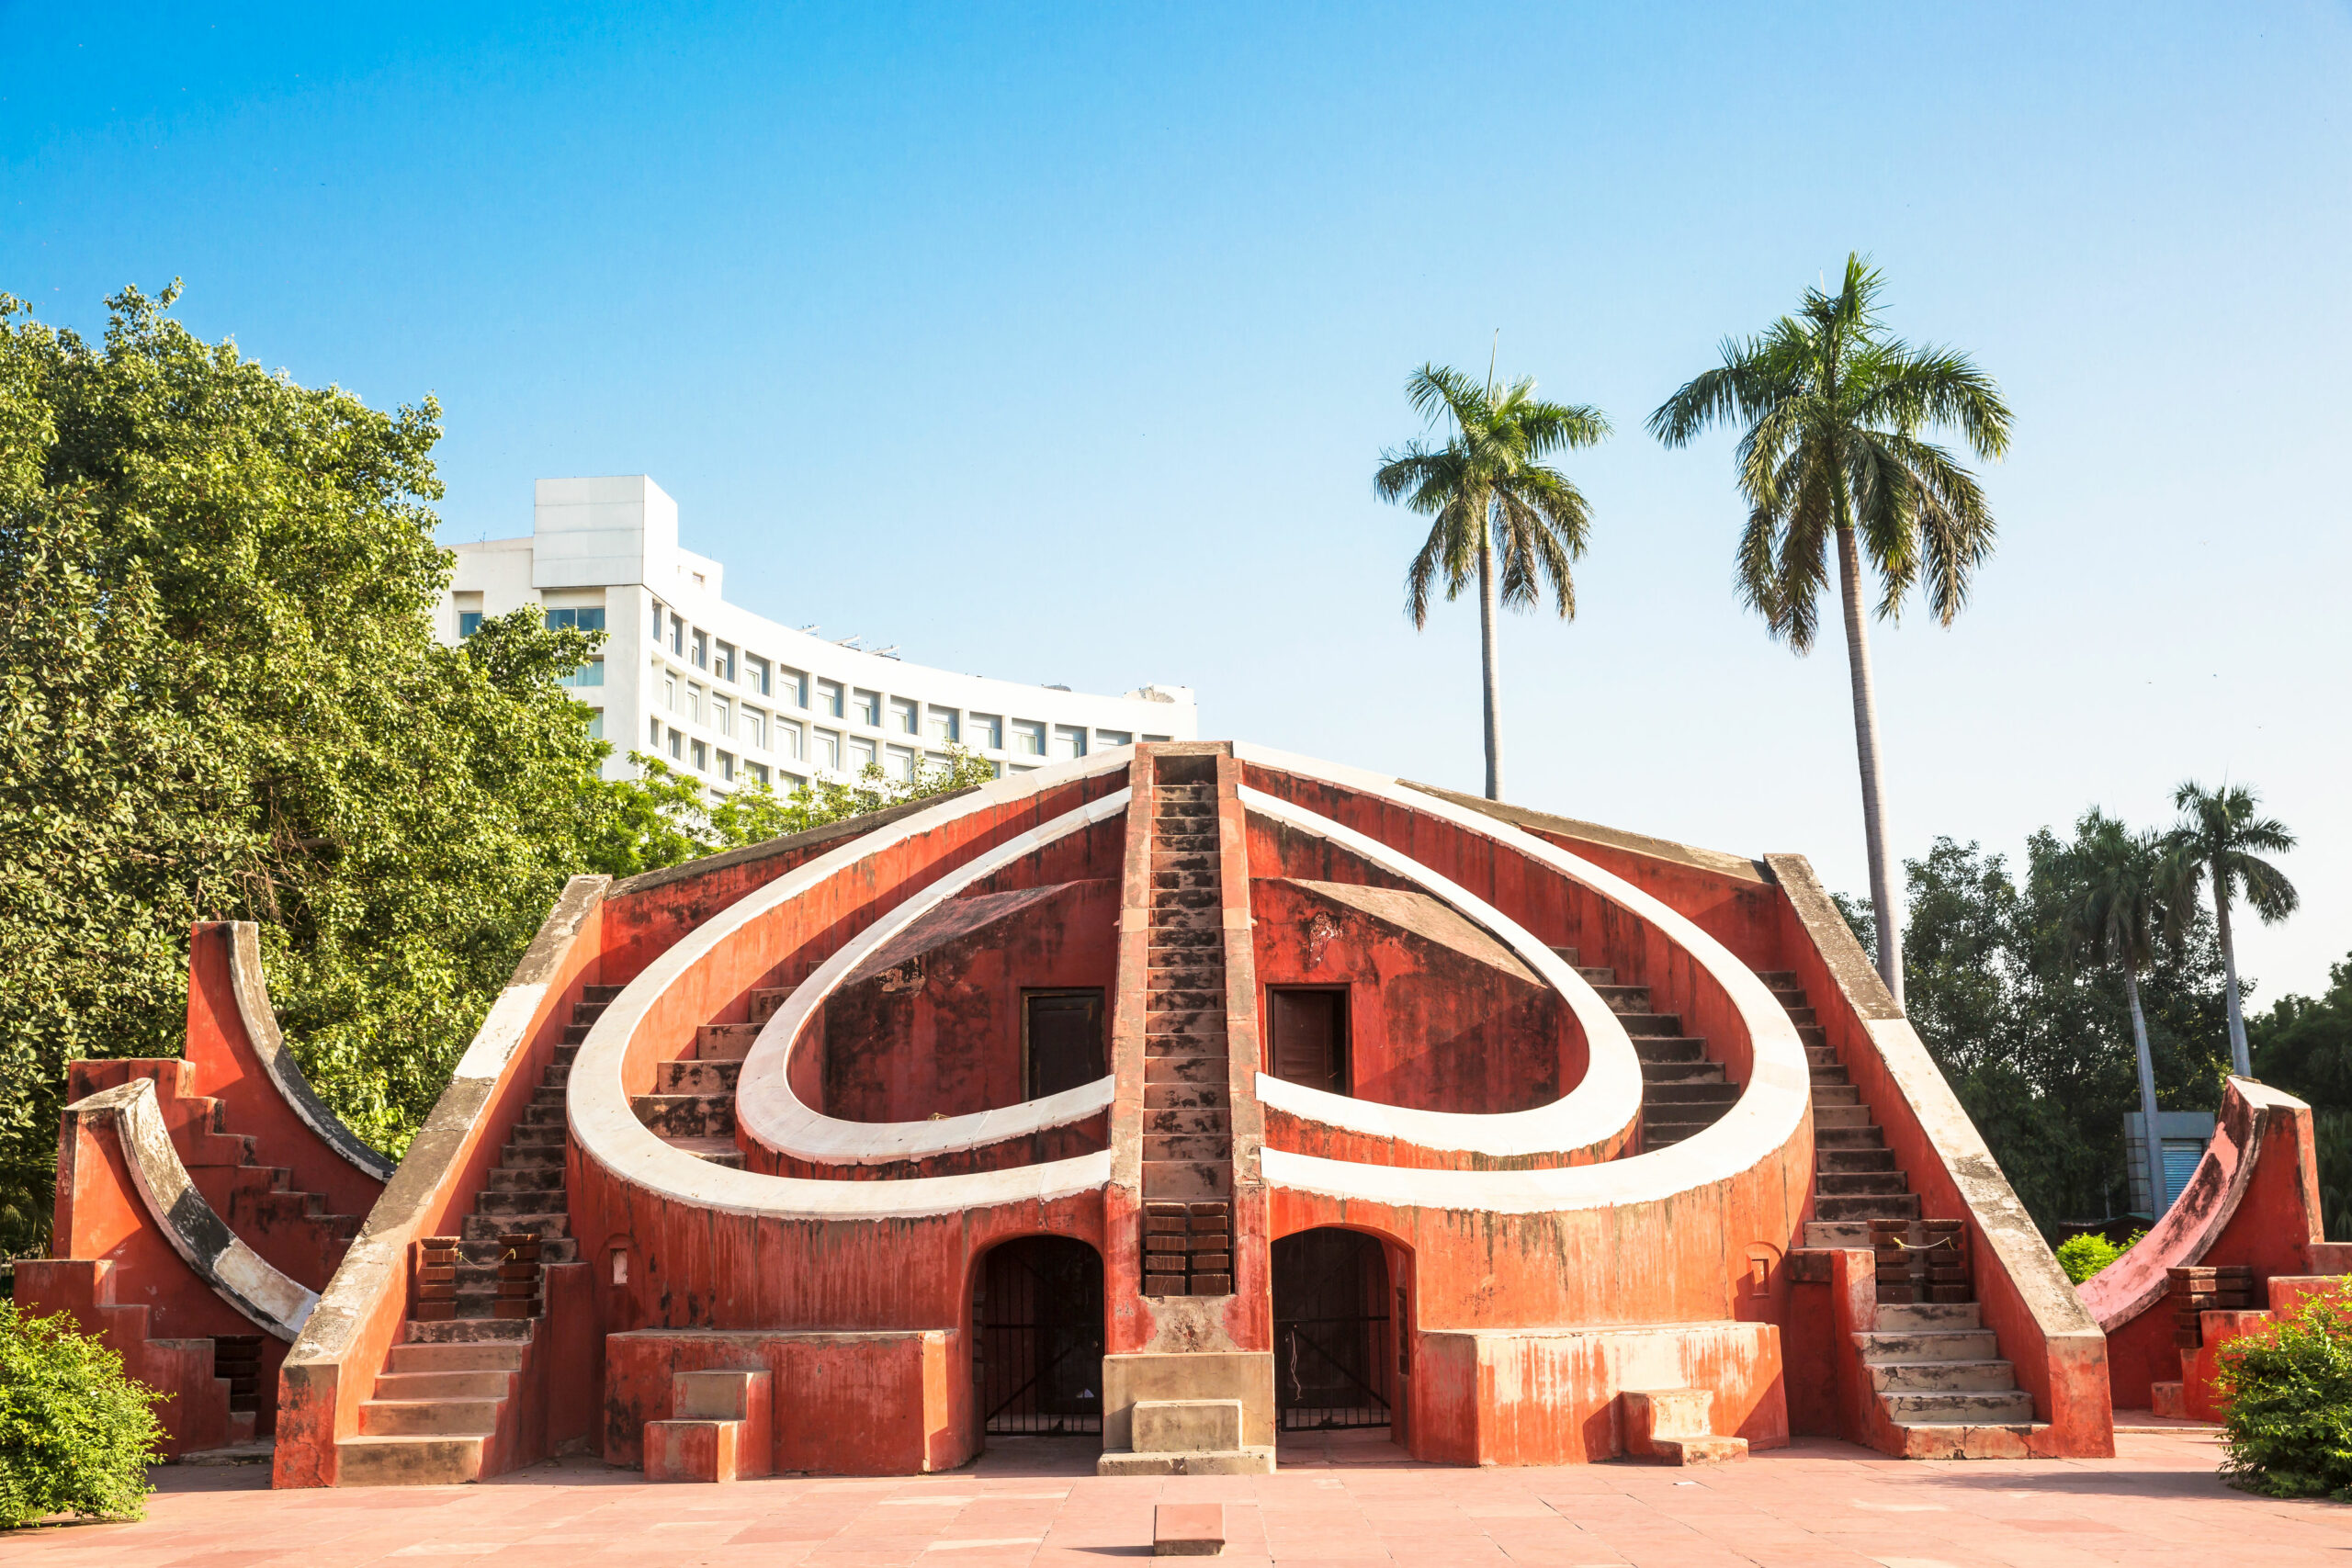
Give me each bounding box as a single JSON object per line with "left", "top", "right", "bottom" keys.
{"left": 1269, "top": 988, "right": 1347, "bottom": 1093}
{"left": 1024, "top": 990, "right": 1105, "bottom": 1100}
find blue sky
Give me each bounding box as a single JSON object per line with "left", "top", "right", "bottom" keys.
{"left": 8, "top": 3, "right": 2349, "bottom": 998}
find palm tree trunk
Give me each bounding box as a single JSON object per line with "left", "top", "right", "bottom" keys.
{"left": 2125, "top": 967, "right": 2168, "bottom": 1213}
{"left": 1478, "top": 525, "right": 1503, "bottom": 802}
{"left": 1835, "top": 525, "right": 1904, "bottom": 1010}
{"left": 2214, "top": 882, "right": 2251, "bottom": 1077}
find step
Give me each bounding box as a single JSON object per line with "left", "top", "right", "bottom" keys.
{"left": 1811, "top": 1085, "right": 1861, "bottom": 1107}
{"left": 1142, "top": 1160, "right": 1233, "bottom": 1200}
{"left": 695, "top": 1023, "right": 760, "bottom": 1061}
{"left": 358, "top": 1397, "right": 503, "bottom": 1437}
{"left": 661, "top": 1134, "right": 745, "bottom": 1168}
{"left": 1577, "top": 967, "right": 1615, "bottom": 986}
{"left": 1157, "top": 834, "right": 1218, "bottom": 853}
{"left": 509, "top": 1122, "right": 565, "bottom": 1146}
{"left": 1867, "top": 1359, "right": 2019, "bottom": 1393}
{"left": 1149, "top": 930, "right": 1221, "bottom": 952}
{"left": 1548, "top": 945, "right": 1580, "bottom": 965}
{"left": 1809, "top": 1064, "right": 1849, "bottom": 1086}
{"left": 1754, "top": 971, "right": 1797, "bottom": 987}
{"left": 1803, "top": 1221, "right": 1872, "bottom": 1248}
{"left": 1145, "top": 1107, "right": 1231, "bottom": 1136}
{"left": 1591, "top": 986, "right": 1653, "bottom": 1014}
{"left": 475, "top": 1188, "right": 573, "bottom": 1218}
{"left": 573, "top": 999, "right": 610, "bottom": 1023}
{"left": 1814, "top": 1104, "right": 1876, "bottom": 1130}
{"left": 1616, "top": 1013, "right": 1687, "bottom": 1038}
{"left": 370, "top": 1370, "right": 518, "bottom": 1402}
{"left": 1814, "top": 1193, "right": 1921, "bottom": 1223}
{"left": 632, "top": 1094, "right": 737, "bottom": 1136}
{"left": 1642, "top": 1122, "right": 1717, "bottom": 1148}
{"left": 1144, "top": 1134, "right": 1228, "bottom": 1162}
{"left": 658, "top": 1059, "right": 742, "bottom": 1095}
{"left": 453, "top": 1236, "right": 577, "bottom": 1266}
{"left": 461, "top": 1213, "right": 570, "bottom": 1243}
{"left": 582, "top": 985, "right": 625, "bottom": 1004}
{"left": 1817, "top": 1147, "right": 1898, "bottom": 1174}
{"left": 1146, "top": 1055, "right": 1228, "bottom": 1084}
{"left": 1640, "top": 1060, "right": 1727, "bottom": 1084}
{"left": 1815, "top": 1127, "right": 1887, "bottom": 1150}
{"left": 1146, "top": 990, "right": 1221, "bottom": 1011}
{"left": 1632, "top": 1038, "right": 1707, "bottom": 1064}
{"left": 387, "top": 1342, "right": 526, "bottom": 1374}
{"left": 1876, "top": 1302, "right": 1983, "bottom": 1332}
{"left": 1855, "top": 1329, "right": 1997, "bottom": 1364}
{"left": 1781, "top": 1006, "right": 1818, "bottom": 1027}
{"left": 404, "top": 1315, "right": 537, "bottom": 1345}
{"left": 483, "top": 1166, "right": 565, "bottom": 1193}
{"left": 748, "top": 987, "right": 797, "bottom": 1023}
{"left": 334, "top": 1434, "right": 491, "bottom": 1486}
{"left": 1815, "top": 1170, "right": 1905, "bottom": 1196}
{"left": 1148, "top": 969, "right": 1222, "bottom": 992}
{"left": 1144, "top": 1081, "right": 1226, "bottom": 1111}
{"left": 1881, "top": 1390, "right": 2036, "bottom": 1425}
{"left": 1643, "top": 1081, "right": 1740, "bottom": 1106}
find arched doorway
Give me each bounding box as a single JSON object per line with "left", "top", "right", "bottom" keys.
{"left": 1272, "top": 1228, "right": 1392, "bottom": 1431}
{"left": 974, "top": 1235, "right": 1103, "bottom": 1437}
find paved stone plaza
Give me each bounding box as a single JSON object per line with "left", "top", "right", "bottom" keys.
{"left": 11, "top": 1431, "right": 2346, "bottom": 1568}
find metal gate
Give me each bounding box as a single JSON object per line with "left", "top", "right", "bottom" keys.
{"left": 978, "top": 1235, "right": 1103, "bottom": 1436}
{"left": 1273, "top": 1228, "right": 1392, "bottom": 1431}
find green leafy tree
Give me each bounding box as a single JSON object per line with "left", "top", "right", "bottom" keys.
{"left": 1649, "top": 255, "right": 2012, "bottom": 1009}
{"left": 1899, "top": 832, "right": 2233, "bottom": 1230}
{"left": 0, "top": 285, "right": 612, "bottom": 1241}
{"left": 2165, "top": 780, "right": 2298, "bottom": 1078}
{"left": 2214, "top": 1282, "right": 2352, "bottom": 1500}
{"left": 0, "top": 1301, "right": 166, "bottom": 1527}
{"left": 2054, "top": 811, "right": 2183, "bottom": 1216}
{"left": 1374, "top": 359, "right": 1608, "bottom": 802}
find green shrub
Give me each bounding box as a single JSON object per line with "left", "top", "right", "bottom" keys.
{"left": 2054, "top": 1227, "right": 2147, "bottom": 1285}
{"left": 0, "top": 1300, "right": 165, "bottom": 1528}
{"left": 2215, "top": 1282, "right": 2352, "bottom": 1500}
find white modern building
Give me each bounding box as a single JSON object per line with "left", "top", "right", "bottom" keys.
{"left": 440, "top": 476, "right": 1197, "bottom": 790}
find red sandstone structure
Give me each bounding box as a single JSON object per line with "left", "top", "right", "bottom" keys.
{"left": 21, "top": 742, "right": 2346, "bottom": 1482}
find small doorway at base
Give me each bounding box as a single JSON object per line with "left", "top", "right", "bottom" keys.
{"left": 976, "top": 1235, "right": 1104, "bottom": 1437}
{"left": 1272, "top": 1227, "right": 1392, "bottom": 1431}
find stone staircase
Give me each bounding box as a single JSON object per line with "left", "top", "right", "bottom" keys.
{"left": 630, "top": 984, "right": 798, "bottom": 1168}
{"left": 1766, "top": 971, "right": 2041, "bottom": 1450}
{"left": 334, "top": 985, "right": 616, "bottom": 1484}
{"left": 68, "top": 1058, "right": 365, "bottom": 1287}
{"left": 1551, "top": 948, "right": 1736, "bottom": 1150}
{"left": 1141, "top": 777, "right": 1234, "bottom": 1295}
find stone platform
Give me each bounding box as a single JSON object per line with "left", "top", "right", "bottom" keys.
{"left": 11, "top": 1431, "right": 2345, "bottom": 1567}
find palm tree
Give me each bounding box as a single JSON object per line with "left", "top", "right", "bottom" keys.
{"left": 1648, "top": 255, "right": 2011, "bottom": 1010}
{"left": 1374, "top": 361, "right": 1608, "bottom": 801}
{"left": 2060, "top": 811, "right": 2182, "bottom": 1215}
{"left": 2165, "top": 780, "right": 2298, "bottom": 1078}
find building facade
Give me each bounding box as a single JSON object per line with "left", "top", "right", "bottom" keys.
{"left": 441, "top": 475, "right": 1197, "bottom": 788}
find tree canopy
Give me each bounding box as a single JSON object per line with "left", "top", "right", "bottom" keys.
{"left": 0, "top": 286, "right": 986, "bottom": 1253}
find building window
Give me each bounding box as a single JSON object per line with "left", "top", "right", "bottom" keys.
{"left": 1053, "top": 725, "right": 1087, "bottom": 760}
{"left": 650, "top": 717, "right": 662, "bottom": 748}
{"left": 967, "top": 713, "right": 1002, "bottom": 750}
{"left": 777, "top": 720, "right": 802, "bottom": 760}
{"left": 816, "top": 679, "right": 844, "bottom": 717}
{"left": 816, "top": 729, "right": 841, "bottom": 770}
{"left": 652, "top": 601, "right": 665, "bottom": 640}
{"left": 886, "top": 745, "right": 917, "bottom": 782}
{"left": 560, "top": 659, "right": 605, "bottom": 688}
{"left": 849, "top": 738, "right": 876, "bottom": 772}
{"left": 458, "top": 611, "right": 484, "bottom": 638}
{"left": 718, "top": 750, "right": 735, "bottom": 782}
{"left": 888, "top": 696, "right": 918, "bottom": 734}
{"left": 741, "top": 709, "right": 764, "bottom": 750}
{"left": 669, "top": 728, "right": 684, "bottom": 760}
{"left": 544, "top": 606, "right": 606, "bottom": 632}
{"left": 586, "top": 709, "right": 604, "bottom": 740}
{"left": 1096, "top": 728, "right": 1131, "bottom": 749}
{"left": 749, "top": 761, "right": 769, "bottom": 787}
{"left": 668, "top": 614, "right": 684, "bottom": 656}
{"left": 687, "top": 683, "right": 705, "bottom": 724}
{"left": 713, "top": 696, "right": 730, "bottom": 737}
{"left": 926, "top": 706, "right": 959, "bottom": 744}
{"left": 692, "top": 739, "right": 709, "bottom": 772}
{"left": 714, "top": 640, "right": 736, "bottom": 682}
{"left": 1013, "top": 720, "right": 1046, "bottom": 756}
{"left": 691, "top": 629, "right": 708, "bottom": 670}
{"left": 854, "top": 688, "right": 882, "bottom": 727}
{"left": 746, "top": 656, "right": 773, "bottom": 697}
{"left": 1142, "top": 733, "right": 1172, "bottom": 744}
{"left": 663, "top": 674, "right": 678, "bottom": 713}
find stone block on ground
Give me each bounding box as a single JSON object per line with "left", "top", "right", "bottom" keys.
{"left": 1154, "top": 1503, "right": 1225, "bottom": 1556}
